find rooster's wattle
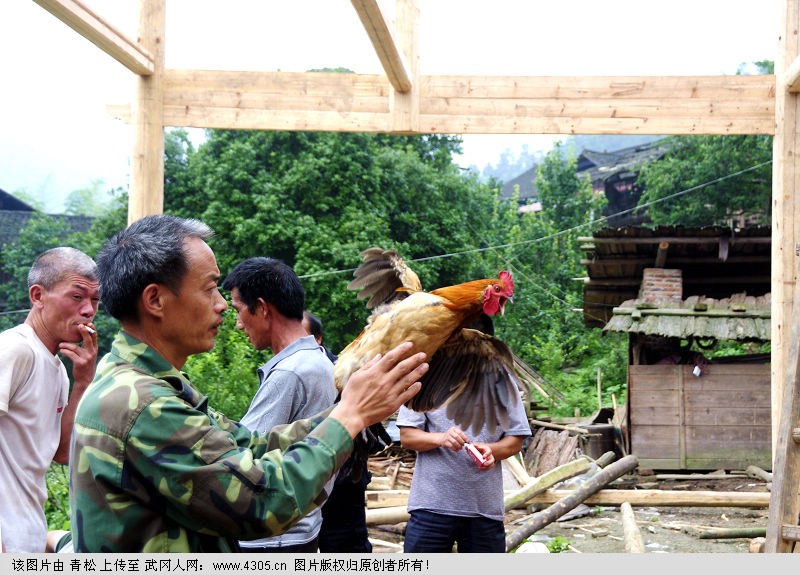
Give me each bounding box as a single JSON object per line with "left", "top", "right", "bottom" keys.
{"left": 334, "top": 248, "right": 548, "bottom": 434}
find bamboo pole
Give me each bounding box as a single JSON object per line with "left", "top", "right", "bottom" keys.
{"left": 503, "top": 457, "right": 592, "bottom": 512}
{"left": 504, "top": 454, "right": 640, "bottom": 552}
{"left": 697, "top": 527, "right": 767, "bottom": 539}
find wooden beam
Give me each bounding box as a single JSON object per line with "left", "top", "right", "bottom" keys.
{"left": 583, "top": 276, "right": 771, "bottom": 287}
{"left": 582, "top": 256, "right": 770, "bottom": 266}
{"left": 351, "top": 0, "right": 412, "bottom": 93}
{"left": 771, "top": 0, "right": 800, "bottom": 470}
{"left": 611, "top": 307, "right": 770, "bottom": 319}
{"left": 33, "top": 0, "right": 154, "bottom": 75}
{"left": 579, "top": 236, "right": 771, "bottom": 245}
{"left": 389, "top": 0, "right": 419, "bottom": 134}
{"left": 505, "top": 489, "right": 772, "bottom": 508}
{"left": 145, "top": 72, "right": 776, "bottom": 135}
{"left": 365, "top": 488, "right": 771, "bottom": 509}
{"left": 783, "top": 53, "right": 800, "bottom": 93}
{"left": 129, "top": 0, "right": 165, "bottom": 223}
{"left": 654, "top": 241, "right": 669, "bottom": 267}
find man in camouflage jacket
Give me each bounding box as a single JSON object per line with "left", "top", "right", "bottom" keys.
{"left": 68, "top": 215, "right": 427, "bottom": 552}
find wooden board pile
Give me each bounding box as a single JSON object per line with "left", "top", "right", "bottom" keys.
{"left": 367, "top": 444, "right": 416, "bottom": 490}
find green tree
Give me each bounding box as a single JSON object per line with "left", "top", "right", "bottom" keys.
{"left": 0, "top": 213, "right": 74, "bottom": 331}
{"left": 63, "top": 180, "right": 115, "bottom": 216}
{"left": 497, "top": 143, "right": 625, "bottom": 416}
{"left": 164, "top": 129, "right": 496, "bottom": 353}
{"left": 636, "top": 135, "right": 772, "bottom": 227}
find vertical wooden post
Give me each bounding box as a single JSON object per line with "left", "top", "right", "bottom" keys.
{"left": 596, "top": 368, "right": 602, "bottom": 410}
{"left": 772, "top": 0, "right": 800, "bottom": 460}
{"left": 390, "top": 0, "right": 419, "bottom": 135}
{"left": 129, "top": 0, "right": 165, "bottom": 224}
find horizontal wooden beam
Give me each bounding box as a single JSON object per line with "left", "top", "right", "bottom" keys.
{"left": 579, "top": 236, "right": 771, "bottom": 246}
{"left": 367, "top": 488, "right": 771, "bottom": 509}
{"left": 34, "top": 0, "right": 154, "bottom": 75}
{"left": 581, "top": 256, "right": 770, "bottom": 266}
{"left": 111, "top": 70, "right": 775, "bottom": 135}
{"left": 351, "top": 0, "right": 412, "bottom": 93}
{"left": 529, "top": 488, "right": 771, "bottom": 508}
{"left": 612, "top": 307, "right": 771, "bottom": 318}
{"left": 582, "top": 275, "right": 771, "bottom": 286}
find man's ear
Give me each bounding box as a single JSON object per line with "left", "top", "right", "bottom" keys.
{"left": 140, "top": 284, "right": 166, "bottom": 318}
{"left": 256, "top": 298, "right": 270, "bottom": 319}
{"left": 28, "top": 284, "right": 45, "bottom": 308}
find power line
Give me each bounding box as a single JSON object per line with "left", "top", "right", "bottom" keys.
{"left": 0, "top": 308, "right": 29, "bottom": 317}
{"left": 299, "top": 159, "right": 773, "bottom": 282}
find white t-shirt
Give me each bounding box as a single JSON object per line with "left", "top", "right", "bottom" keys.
{"left": 0, "top": 323, "right": 69, "bottom": 552}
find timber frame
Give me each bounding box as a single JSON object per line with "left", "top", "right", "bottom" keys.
{"left": 32, "top": 0, "right": 800, "bottom": 468}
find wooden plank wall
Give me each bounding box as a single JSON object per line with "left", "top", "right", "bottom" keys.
{"left": 629, "top": 364, "right": 772, "bottom": 470}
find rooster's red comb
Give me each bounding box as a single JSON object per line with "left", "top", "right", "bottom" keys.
{"left": 498, "top": 270, "right": 514, "bottom": 293}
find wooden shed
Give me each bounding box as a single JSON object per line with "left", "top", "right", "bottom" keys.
{"left": 581, "top": 226, "right": 773, "bottom": 470}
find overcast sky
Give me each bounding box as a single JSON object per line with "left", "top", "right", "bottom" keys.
{"left": 0, "top": 1, "right": 780, "bottom": 212}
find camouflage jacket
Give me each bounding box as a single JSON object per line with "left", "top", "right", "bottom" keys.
{"left": 69, "top": 331, "right": 352, "bottom": 552}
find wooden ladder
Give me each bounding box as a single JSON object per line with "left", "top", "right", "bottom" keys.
{"left": 764, "top": 271, "right": 800, "bottom": 552}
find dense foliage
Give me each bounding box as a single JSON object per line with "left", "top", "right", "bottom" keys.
{"left": 6, "top": 126, "right": 773, "bottom": 533}
{"left": 636, "top": 135, "right": 773, "bottom": 227}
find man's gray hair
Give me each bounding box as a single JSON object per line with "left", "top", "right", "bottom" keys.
{"left": 96, "top": 214, "right": 214, "bottom": 321}
{"left": 28, "top": 247, "right": 97, "bottom": 289}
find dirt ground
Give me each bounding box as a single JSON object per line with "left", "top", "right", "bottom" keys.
{"left": 367, "top": 474, "right": 771, "bottom": 554}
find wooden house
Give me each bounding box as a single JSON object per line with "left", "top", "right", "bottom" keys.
{"left": 500, "top": 138, "right": 669, "bottom": 224}
{"left": 580, "top": 226, "right": 772, "bottom": 470}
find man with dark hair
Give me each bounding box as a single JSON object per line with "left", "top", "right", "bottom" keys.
{"left": 68, "top": 214, "right": 427, "bottom": 552}
{"left": 0, "top": 247, "right": 99, "bottom": 552}
{"left": 222, "top": 258, "right": 337, "bottom": 553}
{"left": 302, "top": 310, "right": 338, "bottom": 363}
{"left": 302, "top": 310, "right": 384, "bottom": 553}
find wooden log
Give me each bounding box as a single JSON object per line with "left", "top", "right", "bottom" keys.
{"left": 503, "top": 457, "right": 593, "bottom": 512}
{"left": 504, "top": 454, "right": 640, "bottom": 552}
{"left": 525, "top": 489, "right": 771, "bottom": 508}
{"left": 370, "top": 486, "right": 772, "bottom": 511}
{"left": 524, "top": 429, "right": 580, "bottom": 476}
{"left": 594, "top": 450, "right": 617, "bottom": 468}
{"left": 366, "top": 489, "right": 410, "bottom": 509}
{"left": 696, "top": 527, "right": 767, "bottom": 539}
{"left": 365, "top": 505, "right": 410, "bottom": 526}
{"left": 621, "top": 501, "right": 645, "bottom": 553}
{"left": 503, "top": 455, "right": 533, "bottom": 487}
{"left": 745, "top": 465, "right": 773, "bottom": 483}
{"left": 655, "top": 473, "right": 747, "bottom": 481}
{"left": 388, "top": 461, "right": 401, "bottom": 489}
{"left": 366, "top": 476, "right": 392, "bottom": 490}
{"left": 749, "top": 537, "right": 766, "bottom": 553}
{"left": 368, "top": 537, "right": 404, "bottom": 551}
{"left": 530, "top": 419, "right": 588, "bottom": 434}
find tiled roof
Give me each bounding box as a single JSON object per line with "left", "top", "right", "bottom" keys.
{"left": 0, "top": 210, "right": 94, "bottom": 247}
{"left": 604, "top": 293, "right": 770, "bottom": 342}
{"left": 579, "top": 225, "right": 771, "bottom": 329}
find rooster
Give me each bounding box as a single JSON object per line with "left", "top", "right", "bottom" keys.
{"left": 334, "top": 247, "right": 551, "bottom": 434}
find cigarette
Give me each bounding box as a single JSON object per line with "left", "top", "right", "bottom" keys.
{"left": 84, "top": 326, "right": 96, "bottom": 334}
